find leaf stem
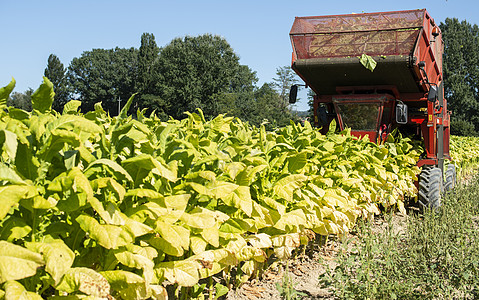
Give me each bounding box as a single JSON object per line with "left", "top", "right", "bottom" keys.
{"left": 31, "top": 209, "right": 36, "bottom": 242}
{"left": 209, "top": 276, "right": 214, "bottom": 300}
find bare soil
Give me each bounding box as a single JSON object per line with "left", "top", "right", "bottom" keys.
{"left": 226, "top": 213, "right": 408, "bottom": 300}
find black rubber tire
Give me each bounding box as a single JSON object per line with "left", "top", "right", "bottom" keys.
{"left": 418, "top": 167, "right": 443, "bottom": 211}
{"left": 444, "top": 164, "right": 457, "bottom": 192}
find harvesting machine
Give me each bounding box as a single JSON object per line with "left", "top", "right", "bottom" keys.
{"left": 288, "top": 9, "right": 455, "bottom": 209}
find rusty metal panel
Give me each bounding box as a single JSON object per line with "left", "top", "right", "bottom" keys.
{"left": 291, "top": 9, "right": 425, "bottom": 59}
{"left": 290, "top": 9, "right": 425, "bottom": 34}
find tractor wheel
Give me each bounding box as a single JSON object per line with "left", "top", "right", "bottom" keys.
{"left": 444, "top": 164, "right": 457, "bottom": 192}
{"left": 418, "top": 167, "right": 443, "bottom": 211}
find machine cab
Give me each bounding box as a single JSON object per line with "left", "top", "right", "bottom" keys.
{"left": 333, "top": 93, "right": 396, "bottom": 143}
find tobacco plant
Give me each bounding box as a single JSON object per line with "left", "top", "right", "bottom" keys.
{"left": 450, "top": 135, "right": 479, "bottom": 178}
{"left": 0, "top": 77, "right": 421, "bottom": 299}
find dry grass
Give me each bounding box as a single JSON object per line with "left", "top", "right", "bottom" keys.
{"left": 319, "top": 177, "right": 479, "bottom": 299}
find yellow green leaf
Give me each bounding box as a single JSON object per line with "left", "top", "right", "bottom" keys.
{"left": 273, "top": 174, "right": 307, "bottom": 202}
{"left": 25, "top": 240, "right": 75, "bottom": 285}
{"left": 0, "top": 241, "right": 44, "bottom": 284}
{"left": 76, "top": 215, "right": 134, "bottom": 249}
{"left": 4, "top": 281, "right": 43, "bottom": 300}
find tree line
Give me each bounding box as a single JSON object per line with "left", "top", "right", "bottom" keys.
{"left": 7, "top": 17, "right": 479, "bottom": 136}
{"left": 8, "top": 33, "right": 300, "bottom": 128}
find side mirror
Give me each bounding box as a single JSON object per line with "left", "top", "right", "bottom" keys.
{"left": 289, "top": 85, "right": 298, "bottom": 104}
{"left": 396, "top": 102, "right": 408, "bottom": 124}
{"left": 428, "top": 85, "right": 438, "bottom": 102}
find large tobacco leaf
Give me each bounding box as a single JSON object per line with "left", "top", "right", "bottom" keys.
{"left": 25, "top": 239, "right": 75, "bottom": 285}
{"left": 0, "top": 241, "right": 45, "bottom": 283}
{"left": 76, "top": 214, "right": 135, "bottom": 249}
{"left": 56, "top": 267, "right": 110, "bottom": 297}
{"left": 0, "top": 185, "right": 37, "bottom": 220}
{"left": 3, "top": 281, "right": 43, "bottom": 300}
{"left": 31, "top": 77, "right": 55, "bottom": 115}
{"left": 0, "top": 78, "right": 15, "bottom": 108}
{"left": 100, "top": 270, "right": 151, "bottom": 300}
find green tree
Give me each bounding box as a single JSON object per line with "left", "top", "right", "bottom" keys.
{"left": 440, "top": 18, "right": 479, "bottom": 136}
{"left": 451, "top": 117, "right": 477, "bottom": 136}
{"left": 156, "top": 34, "right": 257, "bottom": 120}
{"left": 67, "top": 47, "right": 138, "bottom": 114}
{"left": 7, "top": 89, "right": 33, "bottom": 111}
{"left": 272, "top": 66, "right": 299, "bottom": 109}
{"left": 254, "top": 83, "right": 299, "bottom": 129}
{"left": 136, "top": 33, "right": 160, "bottom": 94}
{"left": 135, "top": 33, "right": 167, "bottom": 117}
{"left": 215, "top": 64, "right": 259, "bottom": 123}
{"left": 44, "top": 54, "right": 70, "bottom": 112}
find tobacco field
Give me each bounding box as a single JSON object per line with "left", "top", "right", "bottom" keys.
{"left": 1, "top": 78, "right": 479, "bottom": 299}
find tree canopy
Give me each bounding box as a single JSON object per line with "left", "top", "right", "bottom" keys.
{"left": 7, "top": 88, "right": 33, "bottom": 111}
{"left": 67, "top": 47, "right": 138, "bottom": 114}
{"left": 156, "top": 34, "right": 257, "bottom": 120}
{"left": 440, "top": 18, "right": 479, "bottom": 136}
{"left": 44, "top": 54, "right": 70, "bottom": 112}
{"left": 29, "top": 33, "right": 301, "bottom": 126}
{"left": 273, "top": 65, "right": 299, "bottom": 109}
{"left": 134, "top": 33, "right": 165, "bottom": 117}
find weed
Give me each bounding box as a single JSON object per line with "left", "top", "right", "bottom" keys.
{"left": 276, "top": 262, "right": 307, "bottom": 300}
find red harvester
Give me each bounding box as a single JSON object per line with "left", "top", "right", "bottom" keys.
{"left": 288, "top": 9, "right": 455, "bottom": 209}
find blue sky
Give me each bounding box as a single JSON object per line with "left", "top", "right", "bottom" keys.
{"left": 1, "top": 0, "right": 478, "bottom": 111}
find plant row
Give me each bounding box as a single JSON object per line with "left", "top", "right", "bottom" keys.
{"left": 450, "top": 135, "right": 479, "bottom": 178}
{"left": 0, "top": 77, "right": 424, "bottom": 299}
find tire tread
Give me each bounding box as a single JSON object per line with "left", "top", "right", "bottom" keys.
{"left": 418, "top": 166, "right": 442, "bottom": 211}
